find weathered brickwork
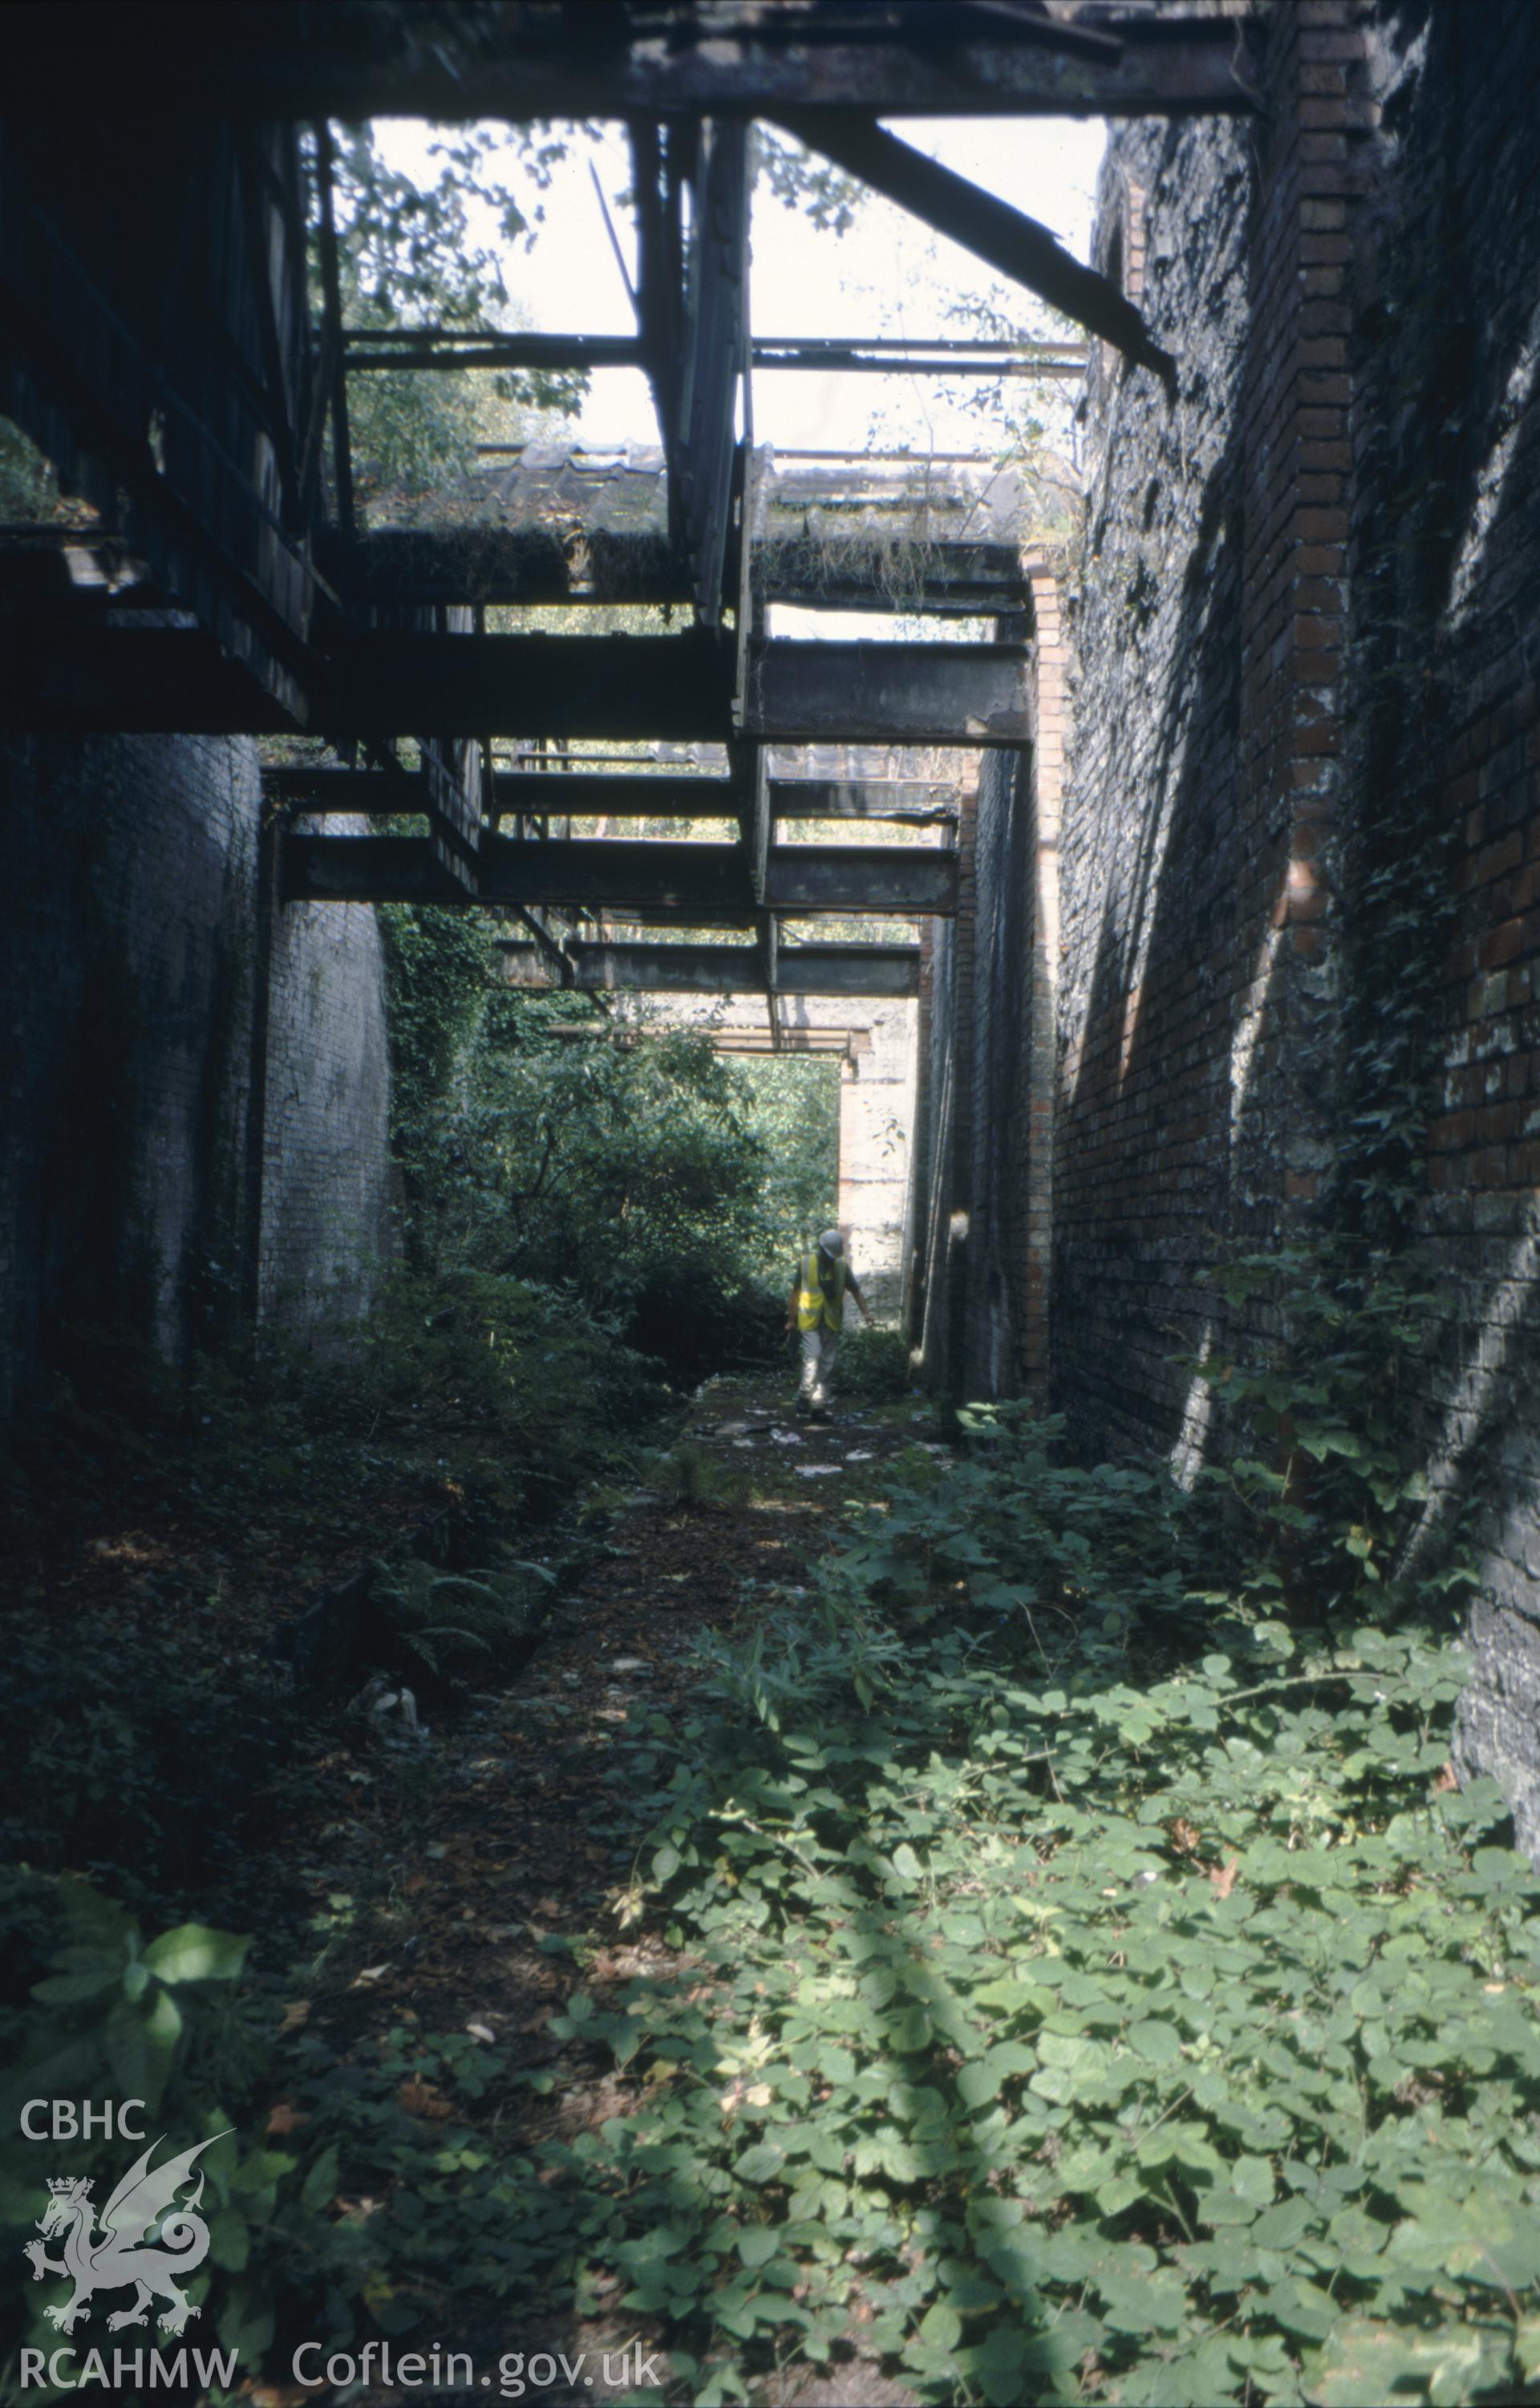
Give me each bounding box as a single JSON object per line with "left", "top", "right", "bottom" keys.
{"left": 830, "top": 998, "right": 919, "bottom": 1322}
{"left": 1056, "top": 102, "right": 1258, "bottom": 1456}
{"left": 1, "top": 735, "right": 395, "bottom": 1413}
{"left": 1056, "top": 2, "right": 1375, "bottom": 1459}
{"left": 1337, "top": 0, "right": 1540, "bottom": 1844}
{"left": 1041, "top": 0, "right": 1540, "bottom": 1846}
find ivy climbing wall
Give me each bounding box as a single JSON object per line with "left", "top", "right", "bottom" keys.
{"left": 1047, "top": 0, "right": 1540, "bottom": 1848}
{"left": 1343, "top": 0, "right": 1540, "bottom": 1847}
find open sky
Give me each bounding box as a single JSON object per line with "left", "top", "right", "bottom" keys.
{"left": 373, "top": 115, "right": 1107, "bottom": 459}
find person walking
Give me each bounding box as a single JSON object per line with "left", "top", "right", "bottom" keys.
{"left": 788, "top": 1225, "right": 873, "bottom": 1419}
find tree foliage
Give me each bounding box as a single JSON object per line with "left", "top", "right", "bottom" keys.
{"left": 0, "top": 418, "right": 69, "bottom": 520}
{"left": 314, "top": 122, "right": 586, "bottom": 511}
{"left": 752, "top": 125, "right": 865, "bottom": 237}
{"left": 379, "top": 913, "right": 842, "bottom": 1377}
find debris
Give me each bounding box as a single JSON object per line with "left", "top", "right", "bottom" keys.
{"left": 796, "top": 1464, "right": 841, "bottom": 1479}
{"left": 396, "top": 2078, "right": 454, "bottom": 2120}
{"left": 610, "top": 1656, "right": 652, "bottom": 1674}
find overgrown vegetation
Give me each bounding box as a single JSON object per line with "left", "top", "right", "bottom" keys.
{"left": 312, "top": 122, "right": 586, "bottom": 511}
{"left": 565, "top": 1418, "right": 1529, "bottom": 2408}
{"left": 316, "top": 119, "right": 867, "bottom": 516}
{"left": 381, "top": 906, "right": 841, "bottom": 1378}
{"left": 5, "top": 92, "right": 1518, "bottom": 2408}
{"left": 6, "top": 1305, "right": 1528, "bottom": 2406}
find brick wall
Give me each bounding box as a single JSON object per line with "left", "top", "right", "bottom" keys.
{"left": 1056, "top": 97, "right": 1258, "bottom": 1458}
{"left": 1046, "top": 0, "right": 1540, "bottom": 1847}
{"left": 1335, "top": 0, "right": 1540, "bottom": 1846}
{"left": 1, "top": 735, "right": 395, "bottom": 1413}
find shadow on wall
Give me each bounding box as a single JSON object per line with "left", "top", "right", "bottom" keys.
{"left": 0, "top": 737, "right": 398, "bottom": 1418}
{"left": 1054, "top": 0, "right": 1540, "bottom": 1852}
{"left": 963, "top": 745, "right": 1033, "bottom": 1399}
{"left": 1055, "top": 111, "right": 1266, "bottom": 1465}
{"left": 259, "top": 892, "right": 397, "bottom": 1331}
{"left": 2, "top": 735, "right": 263, "bottom": 1404}
{"left": 1342, "top": 0, "right": 1540, "bottom": 1847}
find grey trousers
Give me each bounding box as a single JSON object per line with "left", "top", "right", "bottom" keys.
{"left": 799, "top": 1327, "right": 839, "bottom": 1409}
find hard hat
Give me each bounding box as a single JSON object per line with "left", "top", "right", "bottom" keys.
{"left": 818, "top": 1228, "right": 845, "bottom": 1257}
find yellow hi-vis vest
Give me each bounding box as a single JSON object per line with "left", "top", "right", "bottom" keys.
{"left": 796, "top": 1249, "right": 846, "bottom": 1334}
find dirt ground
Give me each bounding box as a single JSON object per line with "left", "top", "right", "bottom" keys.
{"left": 241, "top": 1367, "right": 942, "bottom": 2406}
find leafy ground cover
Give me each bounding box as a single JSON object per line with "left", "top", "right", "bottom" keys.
{"left": 0, "top": 1356, "right": 926, "bottom": 2401}
{"left": 562, "top": 1429, "right": 1540, "bottom": 2406}
{"left": 5, "top": 1341, "right": 1538, "bottom": 2407}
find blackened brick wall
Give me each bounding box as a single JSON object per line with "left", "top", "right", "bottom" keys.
{"left": 1338, "top": 0, "right": 1540, "bottom": 1847}
{"left": 1, "top": 735, "right": 395, "bottom": 1414}
{"left": 1056, "top": 99, "right": 1259, "bottom": 1459}
{"left": 1050, "top": 0, "right": 1540, "bottom": 1848}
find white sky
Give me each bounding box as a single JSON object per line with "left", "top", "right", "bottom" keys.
{"left": 373, "top": 116, "right": 1106, "bottom": 458}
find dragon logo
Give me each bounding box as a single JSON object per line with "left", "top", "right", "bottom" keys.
{"left": 23, "top": 2132, "right": 229, "bottom": 2337}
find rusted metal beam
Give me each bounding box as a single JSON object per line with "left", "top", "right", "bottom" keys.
{"left": 282, "top": 832, "right": 954, "bottom": 916}
{"left": 767, "top": 846, "right": 955, "bottom": 914}
{"left": 775, "top": 112, "right": 1173, "bottom": 381}
{"left": 28, "top": 7, "right": 1254, "bottom": 121}
{"left": 744, "top": 639, "right": 1032, "bottom": 747}
{"left": 263, "top": 764, "right": 742, "bottom": 817}
{"left": 752, "top": 335, "right": 1085, "bottom": 376}
{"left": 324, "top": 525, "right": 694, "bottom": 608}
{"left": 318, "top": 629, "right": 734, "bottom": 739}
{"left": 283, "top": 834, "right": 757, "bottom": 915}
{"left": 263, "top": 762, "right": 430, "bottom": 811}
{"left": 496, "top": 939, "right": 923, "bottom": 998}
{"left": 342, "top": 330, "right": 643, "bottom": 371}
{"left": 771, "top": 779, "right": 957, "bottom": 822}
{"left": 323, "top": 525, "right": 1031, "bottom": 611}
{"left": 344, "top": 330, "right": 1085, "bottom": 378}
{"left": 3, "top": 625, "right": 1026, "bottom": 748}
{"left": 756, "top": 537, "right": 1035, "bottom": 611}
{"left": 0, "top": 627, "right": 299, "bottom": 731}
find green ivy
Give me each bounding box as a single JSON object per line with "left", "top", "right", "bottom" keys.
{"left": 513, "top": 1418, "right": 1540, "bottom": 2406}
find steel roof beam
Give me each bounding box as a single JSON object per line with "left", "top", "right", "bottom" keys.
{"left": 22, "top": 6, "right": 1255, "bottom": 121}
{"left": 282, "top": 834, "right": 955, "bottom": 916}
{"left": 496, "top": 940, "right": 923, "bottom": 998}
